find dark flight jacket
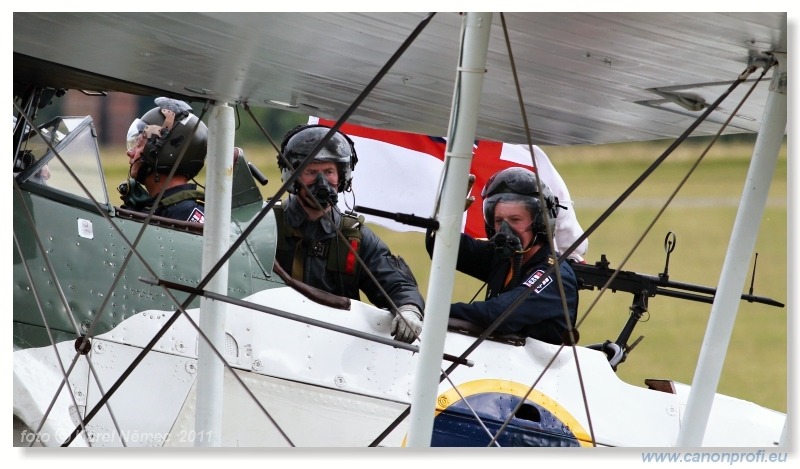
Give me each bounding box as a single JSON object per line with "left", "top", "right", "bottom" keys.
{"left": 153, "top": 183, "right": 205, "bottom": 223}
{"left": 275, "top": 196, "right": 424, "bottom": 313}
{"left": 427, "top": 232, "right": 577, "bottom": 345}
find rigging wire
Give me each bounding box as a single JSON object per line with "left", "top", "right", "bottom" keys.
{"left": 465, "top": 64, "right": 767, "bottom": 349}
{"left": 439, "top": 368, "right": 503, "bottom": 447}
{"left": 369, "top": 53, "right": 773, "bottom": 449}
{"left": 59, "top": 11, "right": 438, "bottom": 446}
{"left": 12, "top": 230, "right": 97, "bottom": 446}
{"left": 374, "top": 11, "right": 592, "bottom": 447}
{"left": 493, "top": 64, "right": 772, "bottom": 446}
{"left": 488, "top": 343, "right": 567, "bottom": 446}
{"left": 12, "top": 101, "right": 294, "bottom": 447}
{"left": 572, "top": 62, "right": 773, "bottom": 333}
{"left": 578, "top": 65, "right": 771, "bottom": 362}
{"left": 229, "top": 13, "right": 438, "bottom": 346}
{"left": 481, "top": 12, "right": 593, "bottom": 446}
{"left": 495, "top": 63, "right": 773, "bottom": 447}
{"left": 141, "top": 279, "right": 471, "bottom": 365}
{"left": 241, "top": 108, "right": 424, "bottom": 343}
{"left": 14, "top": 224, "right": 129, "bottom": 446}
{"left": 11, "top": 108, "right": 178, "bottom": 446}
{"left": 385, "top": 12, "right": 592, "bottom": 447}
{"left": 13, "top": 13, "right": 777, "bottom": 448}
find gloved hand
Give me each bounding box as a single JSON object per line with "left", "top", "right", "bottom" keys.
{"left": 391, "top": 304, "right": 423, "bottom": 343}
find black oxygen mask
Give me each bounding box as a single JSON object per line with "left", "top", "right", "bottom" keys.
{"left": 489, "top": 220, "right": 523, "bottom": 260}
{"left": 307, "top": 172, "right": 338, "bottom": 209}
{"left": 118, "top": 178, "right": 152, "bottom": 210}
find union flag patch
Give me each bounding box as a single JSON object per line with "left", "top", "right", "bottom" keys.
{"left": 188, "top": 207, "right": 205, "bottom": 224}
{"left": 522, "top": 269, "right": 552, "bottom": 293}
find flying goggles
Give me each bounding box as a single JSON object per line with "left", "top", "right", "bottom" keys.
{"left": 126, "top": 108, "right": 178, "bottom": 151}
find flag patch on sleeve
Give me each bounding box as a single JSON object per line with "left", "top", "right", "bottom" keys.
{"left": 523, "top": 269, "right": 552, "bottom": 293}
{"left": 188, "top": 208, "right": 205, "bottom": 224}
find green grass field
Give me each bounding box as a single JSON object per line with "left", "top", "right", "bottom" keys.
{"left": 102, "top": 137, "right": 788, "bottom": 412}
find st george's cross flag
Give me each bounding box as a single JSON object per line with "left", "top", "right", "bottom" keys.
{"left": 311, "top": 117, "right": 588, "bottom": 261}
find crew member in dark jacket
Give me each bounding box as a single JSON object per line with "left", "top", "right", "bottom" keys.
{"left": 120, "top": 97, "right": 207, "bottom": 223}
{"left": 426, "top": 167, "right": 578, "bottom": 345}
{"left": 274, "top": 124, "right": 425, "bottom": 344}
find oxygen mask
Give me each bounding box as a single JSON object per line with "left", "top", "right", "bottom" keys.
{"left": 307, "top": 172, "right": 338, "bottom": 209}
{"left": 118, "top": 178, "right": 152, "bottom": 210}
{"left": 489, "top": 220, "right": 523, "bottom": 259}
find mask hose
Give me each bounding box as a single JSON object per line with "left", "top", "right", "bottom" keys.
{"left": 489, "top": 221, "right": 537, "bottom": 287}
{"left": 118, "top": 178, "right": 152, "bottom": 210}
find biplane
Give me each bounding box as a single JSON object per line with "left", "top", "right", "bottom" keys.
{"left": 12, "top": 12, "right": 788, "bottom": 448}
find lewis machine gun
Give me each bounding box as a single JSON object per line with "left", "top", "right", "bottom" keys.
{"left": 570, "top": 232, "right": 784, "bottom": 370}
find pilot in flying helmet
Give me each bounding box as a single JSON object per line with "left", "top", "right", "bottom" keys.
{"left": 479, "top": 166, "right": 561, "bottom": 286}
{"left": 277, "top": 124, "right": 357, "bottom": 212}
{"left": 119, "top": 97, "right": 208, "bottom": 223}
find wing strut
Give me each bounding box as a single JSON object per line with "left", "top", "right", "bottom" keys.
{"left": 676, "top": 52, "right": 787, "bottom": 446}
{"left": 406, "top": 12, "right": 493, "bottom": 448}
{"left": 194, "top": 103, "right": 235, "bottom": 447}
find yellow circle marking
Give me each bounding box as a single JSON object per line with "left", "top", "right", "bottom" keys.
{"left": 420, "top": 378, "right": 593, "bottom": 447}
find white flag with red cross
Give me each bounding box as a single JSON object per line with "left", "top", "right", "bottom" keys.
{"left": 311, "top": 117, "right": 588, "bottom": 261}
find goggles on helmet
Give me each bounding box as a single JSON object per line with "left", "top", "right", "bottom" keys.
{"left": 126, "top": 118, "right": 146, "bottom": 151}
{"left": 279, "top": 125, "right": 357, "bottom": 194}
{"left": 482, "top": 171, "right": 542, "bottom": 199}
{"left": 126, "top": 107, "right": 180, "bottom": 151}
{"left": 480, "top": 167, "right": 560, "bottom": 239}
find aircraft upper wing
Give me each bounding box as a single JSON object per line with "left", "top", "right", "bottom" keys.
{"left": 13, "top": 12, "right": 787, "bottom": 146}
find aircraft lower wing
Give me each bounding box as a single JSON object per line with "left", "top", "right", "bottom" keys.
{"left": 14, "top": 286, "right": 784, "bottom": 447}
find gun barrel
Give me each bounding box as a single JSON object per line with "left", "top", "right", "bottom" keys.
{"left": 572, "top": 262, "right": 784, "bottom": 308}
{"left": 658, "top": 279, "right": 784, "bottom": 307}
{"left": 354, "top": 205, "right": 440, "bottom": 230}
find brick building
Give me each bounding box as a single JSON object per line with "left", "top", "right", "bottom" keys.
{"left": 61, "top": 91, "right": 150, "bottom": 146}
